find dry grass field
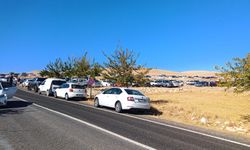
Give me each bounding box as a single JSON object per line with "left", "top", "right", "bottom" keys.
{"left": 84, "top": 86, "right": 250, "bottom": 138}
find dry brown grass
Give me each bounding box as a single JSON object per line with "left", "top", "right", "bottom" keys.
{"left": 82, "top": 86, "right": 250, "bottom": 138}
{"left": 134, "top": 86, "right": 250, "bottom": 138}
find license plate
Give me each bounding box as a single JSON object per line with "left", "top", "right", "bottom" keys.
{"left": 137, "top": 99, "right": 146, "bottom": 102}
{"left": 77, "top": 94, "right": 83, "bottom": 96}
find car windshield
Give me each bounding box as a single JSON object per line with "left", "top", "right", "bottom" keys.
{"left": 72, "top": 84, "right": 85, "bottom": 89}
{"left": 1, "top": 82, "right": 12, "bottom": 88}
{"left": 52, "top": 80, "right": 66, "bottom": 85}
{"left": 37, "top": 78, "right": 46, "bottom": 81}
{"left": 124, "top": 89, "right": 144, "bottom": 96}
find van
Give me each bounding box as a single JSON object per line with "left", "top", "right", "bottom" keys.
{"left": 38, "top": 78, "right": 66, "bottom": 96}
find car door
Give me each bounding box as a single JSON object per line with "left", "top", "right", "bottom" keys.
{"left": 0, "top": 83, "right": 6, "bottom": 102}
{"left": 39, "top": 81, "right": 46, "bottom": 92}
{"left": 57, "top": 83, "right": 67, "bottom": 98}
{"left": 100, "top": 88, "right": 114, "bottom": 107}
{"left": 106, "top": 88, "right": 122, "bottom": 108}
{"left": 1, "top": 82, "right": 16, "bottom": 99}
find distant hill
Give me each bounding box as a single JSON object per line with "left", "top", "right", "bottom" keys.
{"left": 147, "top": 69, "right": 217, "bottom": 77}
{"left": 30, "top": 69, "right": 218, "bottom": 77}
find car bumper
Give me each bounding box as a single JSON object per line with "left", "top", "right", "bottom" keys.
{"left": 0, "top": 94, "right": 7, "bottom": 106}
{"left": 68, "top": 93, "right": 87, "bottom": 98}
{"left": 123, "top": 102, "right": 150, "bottom": 110}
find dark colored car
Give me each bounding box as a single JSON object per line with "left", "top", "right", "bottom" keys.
{"left": 28, "top": 78, "right": 47, "bottom": 92}
{"left": 194, "top": 81, "right": 209, "bottom": 87}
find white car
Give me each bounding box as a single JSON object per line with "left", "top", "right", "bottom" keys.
{"left": 0, "top": 82, "right": 17, "bottom": 106}
{"left": 100, "top": 80, "right": 111, "bottom": 87}
{"left": 21, "top": 78, "right": 34, "bottom": 87}
{"left": 94, "top": 87, "right": 150, "bottom": 113}
{"left": 38, "top": 78, "right": 66, "bottom": 96}
{"left": 54, "top": 83, "right": 87, "bottom": 100}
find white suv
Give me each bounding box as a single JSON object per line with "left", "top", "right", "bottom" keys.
{"left": 94, "top": 87, "right": 150, "bottom": 113}
{"left": 38, "top": 78, "right": 66, "bottom": 96}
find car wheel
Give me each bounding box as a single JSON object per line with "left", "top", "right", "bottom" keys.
{"left": 115, "top": 101, "right": 122, "bottom": 113}
{"left": 94, "top": 98, "right": 100, "bottom": 107}
{"left": 34, "top": 86, "right": 38, "bottom": 92}
{"left": 54, "top": 92, "right": 57, "bottom": 98}
{"left": 65, "top": 93, "right": 69, "bottom": 100}
{"left": 46, "top": 90, "right": 50, "bottom": 96}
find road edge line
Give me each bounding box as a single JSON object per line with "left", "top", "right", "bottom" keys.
{"left": 14, "top": 96, "right": 156, "bottom": 150}
{"left": 15, "top": 91, "right": 250, "bottom": 148}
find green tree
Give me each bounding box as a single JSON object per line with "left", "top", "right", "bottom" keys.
{"left": 40, "top": 58, "right": 64, "bottom": 78}
{"left": 103, "top": 48, "right": 150, "bottom": 87}
{"left": 216, "top": 53, "right": 250, "bottom": 93}
{"left": 75, "top": 52, "right": 91, "bottom": 78}
{"left": 40, "top": 52, "right": 102, "bottom": 79}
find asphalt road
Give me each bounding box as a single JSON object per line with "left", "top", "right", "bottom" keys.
{"left": 3, "top": 89, "right": 249, "bottom": 150}
{"left": 0, "top": 98, "right": 144, "bottom": 150}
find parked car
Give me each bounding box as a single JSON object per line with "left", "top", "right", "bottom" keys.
{"left": 54, "top": 83, "right": 87, "bottom": 100}
{"left": 150, "top": 80, "right": 172, "bottom": 87}
{"left": 69, "top": 78, "right": 88, "bottom": 86}
{"left": 94, "top": 87, "right": 150, "bottom": 113}
{"left": 92, "top": 80, "right": 102, "bottom": 87}
{"left": 38, "top": 78, "right": 66, "bottom": 96}
{"left": 170, "top": 80, "right": 180, "bottom": 87}
{"left": 209, "top": 81, "right": 217, "bottom": 87}
{"left": 195, "top": 81, "right": 209, "bottom": 87}
{"left": 177, "top": 80, "right": 184, "bottom": 86}
{"left": 28, "top": 77, "right": 47, "bottom": 92}
{"left": 0, "top": 81, "right": 17, "bottom": 106}
{"left": 186, "top": 80, "right": 199, "bottom": 85}
{"left": 100, "top": 80, "right": 111, "bottom": 87}
{"left": 21, "top": 78, "right": 34, "bottom": 87}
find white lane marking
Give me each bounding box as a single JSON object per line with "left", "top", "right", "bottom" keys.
{"left": 15, "top": 90, "right": 250, "bottom": 148}
{"left": 14, "top": 96, "right": 155, "bottom": 150}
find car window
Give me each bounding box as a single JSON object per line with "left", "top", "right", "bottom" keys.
{"left": 113, "top": 88, "right": 122, "bottom": 95}
{"left": 1, "top": 82, "right": 12, "bottom": 88}
{"left": 60, "top": 83, "right": 69, "bottom": 88}
{"left": 37, "top": 78, "right": 46, "bottom": 82}
{"left": 103, "top": 89, "right": 113, "bottom": 94}
{"left": 65, "top": 84, "right": 69, "bottom": 88}
{"left": 124, "top": 89, "right": 144, "bottom": 96}
{"left": 52, "top": 80, "right": 66, "bottom": 85}
{"left": 60, "top": 83, "right": 65, "bottom": 88}
{"left": 72, "top": 84, "right": 85, "bottom": 89}
{"left": 40, "top": 81, "right": 45, "bottom": 85}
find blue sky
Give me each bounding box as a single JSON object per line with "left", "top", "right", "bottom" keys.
{"left": 0, "top": 0, "right": 249, "bottom": 73}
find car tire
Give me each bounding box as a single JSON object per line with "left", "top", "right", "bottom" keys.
{"left": 54, "top": 92, "right": 57, "bottom": 98}
{"left": 38, "top": 89, "right": 41, "bottom": 95}
{"left": 65, "top": 93, "right": 69, "bottom": 100}
{"left": 94, "top": 98, "right": 100, "bottom": 107}
{"left": 115, "top": 101, "right": 122, "bottom": 113}
{"left": 46, "top": 90, "right": 50, "bottom": 96}
{"left": 34, "top": 86, "right": 38, "bottom": 93}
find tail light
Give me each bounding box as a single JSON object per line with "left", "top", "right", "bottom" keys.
{"left": 69, "top": 88, "right": 73, "bottom": 92}
{"left": 127, "top": 97, "right": 134, "bottom": 101}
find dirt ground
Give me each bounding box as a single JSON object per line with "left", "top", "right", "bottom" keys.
{"left": 83, "top": 86, "right": 250, "bottom": 139}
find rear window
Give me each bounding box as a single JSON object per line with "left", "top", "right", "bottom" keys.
{"left": 52, "top": 80, "right": 66, "bottom": 85}
{"left": 71, "top": 84, "right": 85, "bottom": 89}
{"left": 124, "top": 89, "right": 144, "bottom": 96}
